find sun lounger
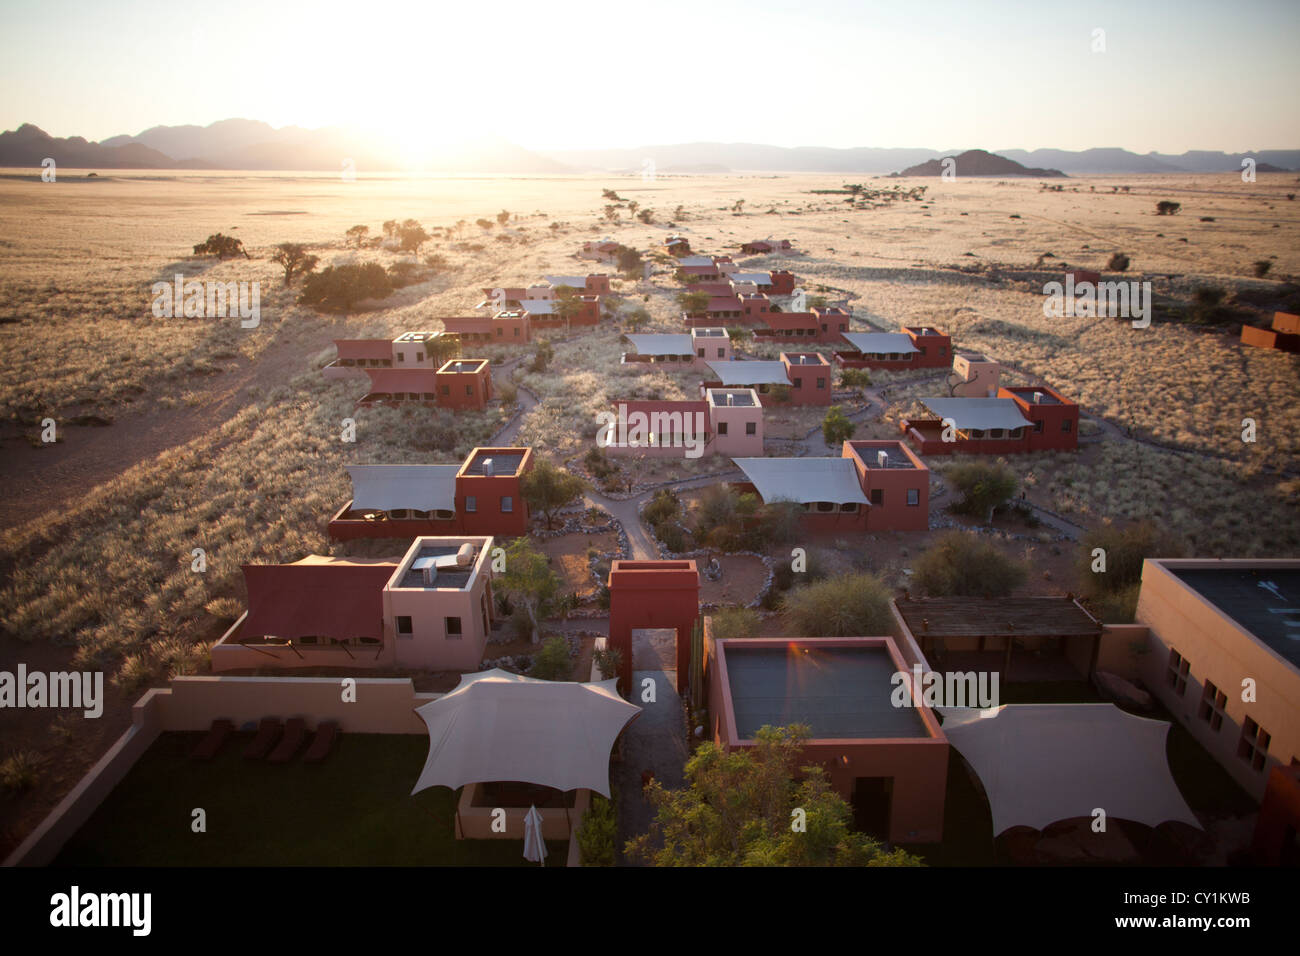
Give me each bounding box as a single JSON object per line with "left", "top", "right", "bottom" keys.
{"left": 191, "top": 719, "right": 234, "bottom": 761}
{"left": 302, "top": 720, "right": 340, "bottom": 763}
{"left": 302, "top": 720, "right": 340, "bottom": 764}
{"left": 243, "top": 717, "right": 283, "bottom": 760}
{"left": 267, "top": 717, "right": 307, "bottom": 764}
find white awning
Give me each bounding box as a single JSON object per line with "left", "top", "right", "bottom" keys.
{"left": 676, "top": 255, "right": 714, "bottom": 267}
{"left": 940, "top": 704, "right": 1202, "bottom": 834}
{"left": 346, "top": 464, "right": 459, "bottom": 513}
{"left": 706, "top": 360, "right": 790, "bottom": 387}
{"left": 626, "top": 333, "right": 694, "bottom": 356}
{"left": 841, "top": 332, "right": 919, "bottom": 355}
{"left": 729, "top": 272, "right": 770, "bottom": 284}
{"left": 411, "top": 669, "right": 642, "bottom": 798}
{"left": 734, "top": 457, "right": 871, "bottom": 505}
{"left": 544, "top": 275, "right": 587, "bottom": 289}
{"left": 920, "top": 398, "right": 1032, "bottom": 431}
{"left": 519, "top": 299, "right": 556, "bottom": 315}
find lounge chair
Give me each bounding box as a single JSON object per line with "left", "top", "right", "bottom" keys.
{"left": 302, "top": 721, "right": 340, "bottom": 764}
{"left": 243, "top": 717, "right": 283, "bottom": 760}
{"left": 267, "top": 717, "right": 307, "bottom": 764}
{"left": 191, "top": 719, "right": 234, "bottom": 761}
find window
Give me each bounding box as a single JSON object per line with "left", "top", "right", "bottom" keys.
{"left": 396, "top": 616, "right": 413, "bottom": 636}
{"left": 717, "top": 422, "right": 728, "bottom": 435}
{"left": 422, "top": 392, "right": 436, "bottom": 401}
{"left": 815, "top": 501, "right": 835, "bottom": 512}
{"left": 466, "top": 385, "right": 474, "bottom": 397}
{"left": 446, "top": 616, "right": 463, "bottom": 639}
{"left": 416, "top": 352, "right": 423, "bottom": 362}
{"left": 440, "top": 385, "right": 450, "bottom": 395}
{"left": 1034, "top": 419, "right": 1044, "bottom": 433}
{"left": 1238, "top": 717, "right": 1271, "bottom": 772}
{"left": 1166, "top": 649, "right": 1190, "bottom": 696}
{"left": 869, "top": 489, "right": 884, "bottom": 506}
{"left": 465, "top": 496, "right": 477, "bottom": 513}
{"left": 816, "top": 377, "right": 826, "bottom": 389}
{"left": 1198, "top": 680, "right": 1227, "bottom": 731}
{"left": 939, "top": 346, "right": 947, "bottom": 357}
{"left": 1062, "top": 419, "right": 1073, "bottom": 432}
{"left": 988, "top": 428, "right": 1004, "bottom": 439}
{"left": 496, "top": 328, "right": 503, "bottom": 337}
{"left": 397, "top": 351, "right": 405, "bottom": 362}
{"left": 697, "top": 348, "right": 705, "bottom": 357}
{"left": 793, "top": 377, "right": 803, "bottom": 388}
{"left": 840, "top": 502, "right": 859, "bottom": 513}
{"left": 501, "top": 496, "right": 513, "bottom": 513}
{"left": 513, "top": 328, "right": 520, "bottom": 337}
{"left": 907, "top": 488, "right": 920, "bottom": 506}
{"left": 745, "top": 422, "right": 756, "bottom": 435}
{"left": 717, "top": 348, "right": 725, "bottom": 358}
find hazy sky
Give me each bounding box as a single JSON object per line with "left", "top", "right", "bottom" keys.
{"left": 1, "top": 0, "right": 1297, "bottom": 153}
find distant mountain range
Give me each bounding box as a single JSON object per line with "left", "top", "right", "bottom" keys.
{"left": 0, "top": 120, "right": 1295, "bottom": 174}
{"left": 891, "top": 149, "right": 1066, "bottom": 178}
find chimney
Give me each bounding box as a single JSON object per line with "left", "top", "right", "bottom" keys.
{"left": 422, "top": 565, "right": 438, "bottom": 586}
{"left": 1033, "top": 391, "right": 1043, "bottom": 404}
{"left": 877, "top": 450, "right": 889, "bottom": 467}
{"left": 482, "top": 457, "right": 494, "bottom": 477}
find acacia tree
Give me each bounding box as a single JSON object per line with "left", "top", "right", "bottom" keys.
{"left": 496, "top": 209, "right": 511, "bottom": 226}
{"left": 627, "top": 724, "right": 925, "bottom": 867}
{"left": 522, "top": 457, "right": 590, "bottom": 529}
{"left": 270, "top": 243, "right": 319, "bottom": 286}
{"left": 498, "top": 538, "right": 561, "bottom": 644}
{"left": 912, "top": 531, "right": 1026, "bottom": 598}
{"left": 677, "top": 289, "right": 710, "bottom": 315}
{"left": 345, "top": 224, "right": 369, "bottom": 247}
{"left": 946, "top": 459, "right": 1019, "bottom": 524}
{"left": 193, "top": 233, "right": 247, "bottom": 259}
{"left": 398, "top": 221, "right": 429, "bottom": 254}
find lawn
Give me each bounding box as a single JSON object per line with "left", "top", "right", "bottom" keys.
{"left": 55, "top": 732, "right": 567, "bottom": 866}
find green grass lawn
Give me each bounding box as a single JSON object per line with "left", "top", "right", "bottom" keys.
{"left": 55, "top": 733, "right": 568, "bottom": 866}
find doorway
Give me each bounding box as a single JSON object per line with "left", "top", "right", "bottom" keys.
{"left": 852, "top": 776, "right": 893, "bottom": 840}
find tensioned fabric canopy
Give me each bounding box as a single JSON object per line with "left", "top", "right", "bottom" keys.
{"left": 920, "top": 397, "right": 1032, "bottom": 431}
{"left": 346, "top": 464, "right": 458, "bottom": 514}
{"left": 733, "top": 457, "right": 871, "bottom": 505}
{"left": 706, "top": 360, "right": 790, "bottom": 386}
{"left": 940, "top": 704, "right": 1202, "bottom": 835}
{"left": 241, "top": 556, "right": 396, "bottom": 642}
{"left": 411, "top": 670, "right": 642, "bottom": 798}
{"left": 626, "top": 333, "right": 694, "bottom": 356}
{"left": 364, "top": 367, "right": 437, "bottom": 394}
{"left": 841, "top": 332, "right": 920, "bottom": 355}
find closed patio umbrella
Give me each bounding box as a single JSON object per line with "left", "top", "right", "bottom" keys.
{"left": 523, "top": 805, "right": 547, "bottom": 866}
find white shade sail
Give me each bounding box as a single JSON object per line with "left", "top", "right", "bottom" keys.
{"left": 411, "top": 670, "right": 642, "bottom": 799}
{"left": 346, "top": 464, "right": 458, "bottom": 514}
{"left": 841, "top": 332, "right": 920, "bottom": 355}
{"left": 706, "top": 360, "right": 790, "bottom": 386}
{"left": 626, "top": 333, "right": 694, "bottom": 356}
{"left": 940, "top": 704, "right": 1202, "bottom": 835}
{"left": 734, "top": 457, "right": 871, "bottom": 505}
{"left": 920, "top": 398, "right": 1032, "bottom": 432}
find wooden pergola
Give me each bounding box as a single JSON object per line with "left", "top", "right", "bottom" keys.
{"left": 895, "top": 596, "right": 1103, "bottom": 680}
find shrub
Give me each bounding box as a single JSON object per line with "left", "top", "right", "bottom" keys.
{"left": 822, "top": 405, "right": 855, "bottom": 446}
{"left": 1106, "top": 252, "right": 1130, "bottom": 272}
{"left": 839, "top": 368, "right": 871, "bottom": 388}
{"left": 496, "top": 382, "right": 518, "bottom": 406}
{"left": 1077, "top": 520, "right": 1181, "bottom": 598}
{"left": 1155, "top": 201, "right": 1181, "bottom": 216}
{"left": 643, "top": 488, "right": 681, "bottom": 527}
{"left": 593, "top": 646, "right": 623, "bottom": 681}
{"left": 528, "top": 636, "right": 573, "bottom": 681}
{"left": 299, "top": 263, "right": 393, "bottom": 312}
{"left": 781, "top": 573, "right": 894, "bottom": 637}
{"left": 945, "top": 459, "right": 1019, "bottom": 524}
{"left": 710, "top": 607, "right": 760, "bottom": 641}
{"left": 0, "top": 750, "right": 42, "bottom": 792}
{"left": 530, "top": 340, "right": 554, "bottom": 373}
{"left": 1253, "top": 260, "right": 1272, "bottom": 278}
{"left": 577, "top": 794, "right": 617, "bottom": 866}
{"left": 912, "top": 531, "right": 1026, "bottom": 598}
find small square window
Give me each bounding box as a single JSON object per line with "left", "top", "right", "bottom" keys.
{"left": 869, "top": 489, "right": 884, "bottom": 506}
{"left": 466, "top": 496, "right": 477, "bottom": 513}
{"left": 907, "top": 488, "right": 920, "bottom": 506}
{"left": 1166, "top": 649, "right": 1190, "bottom": 696}
{"left": 1034, "top": 420, "right": 1044, "bottom": 433}
{"left": 817, "top": 377, "right": 826, "bottom": 389}
{"left": 396, "top": 616, "right": 413, "bottom": 636}
{"left": 717, "top": 422, "right": 728, "bottom": 435}
{"left": 1198, "top": 680, "right": 1228, "bottom": 732}
{"left": 440, "top": 385, "right": 450, "bottom": 395}
{"left": 717, "top": 348, "right": 725, "bottom": 358}
{"left": 396, "top": 352, "right": 405, "bottom": 362}
{"left": 1062, "top": 419, "right": 1073, "bottom": 432}
{"left": 793, "top": 377, "right": 803, "bottom": 388}
{"left": 416, "top": 352, "right": 424, "bottom": 362}
{"left": 446, "top": 616, "right": 462, "bottom": 638}
{"left": 1238, "top": 716, "right": 1271, "bottom": 772}
{"left": 466, "top": 385, "right": 474, "bottom": 397}
{"left": 745, "top": 422, "right": 756, "bottom": 435}
{"left": 501, "top": 496, "right": 513, "bottom": 513}
{"left": 697, "top": 348, "right": 705, "bottom": 357}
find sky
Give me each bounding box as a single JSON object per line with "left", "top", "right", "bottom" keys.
{"left": 1, "top": 0, "right": 1297, "bottom": 154}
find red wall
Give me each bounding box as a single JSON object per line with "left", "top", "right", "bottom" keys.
{"left": 436, "top": 365, "right": 492, "bottom": 410}
{"left": 1252, "top": 765, "right": 1300, "bottom": 865}
{"left": 607, "top": 560, "right": 700, "bottom": 696}
{"left": 782, "top": 355, "right": 833, "bottom": 406}
{"left": 1000, "top": 387, "right": 1080, "bottom": 451}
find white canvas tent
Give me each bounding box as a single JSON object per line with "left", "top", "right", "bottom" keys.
{"left": 733, "top": 457, "right": 871, "bottom": 505}
{"left": 940, "top": 703, "right": 1202, "bottom": 834}
{"left": 411, "top": 669, "right": 642, "bottom": 799}
{"left": 919, "top": 398, "right": 1031, "bottom": 432}
{"left": 841, "top": 332, "right": 919, "bottom": 355}
{"left": 705, "top": 360, "right": 790, "bottom": 387}
{"left": 626, "top": 333, "right": 694, "bottom": 356}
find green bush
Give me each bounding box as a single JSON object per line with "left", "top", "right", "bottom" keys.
{"left": 643, "top": 488, "right": 681, "bottom": 527}
{"left": 578, "top": 795, "right": 617, "bottom": 866}
{"left": 710, "top": 607, "right": 760, "bottom": 640}
{"left": 781, "top": 573, "right": 894, "bottom": 637}
{"left": 528, "top": 636, "right": 573, "bottom": 681}
{"left": 912, "top": 531, "right": 1026, "bottom": 598}
{"left": 1078, "top": 521, "right": 1181, "bottom": 598}
{"left": 1, "top": 750, "right": 42, "bottom": 792}
{"left": 945, "top": 459, "right": 1019, "bottom": 524}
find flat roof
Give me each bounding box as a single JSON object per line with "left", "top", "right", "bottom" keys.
{"left": 848, "top": 442, "right": 922, "bottom": 469}
{"left": 895, "top": 597, "right": 1102, "bottom": 639}
{"left": 783, "top": 352, "right": 830, "bottom": 365}
{"left": 1005, "top": 387, "right": 1063, "bottom": 405}
{"left": 395, "top": 543, "right": 479, "bottom": 590}
{"left": 691, "top": 326, "right": 728, "bottom": 337}
{"left": 706, "top": 388, "right": 758, "bottom": 407}
{"left": 723, "top": 644, "right": 929, "bottom": 739}
{"left": 464, "top": 450, "right": 525, "bottom": 476}
{"left": 438, "top": 359, "right": 487, "bottom": 374}
{"left": 1171, "top": 567, "right": 1300, "bottom": 670}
